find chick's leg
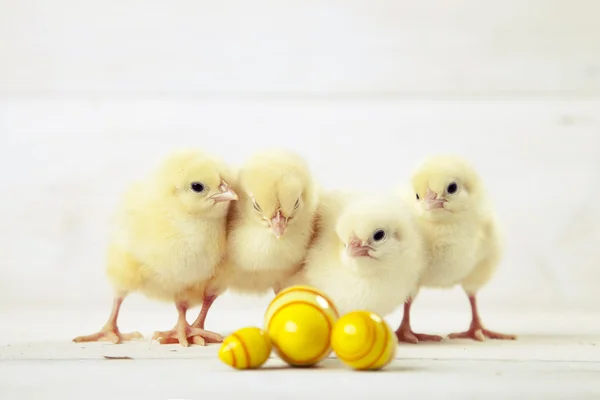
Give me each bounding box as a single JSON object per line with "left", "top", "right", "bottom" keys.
{"left": 159, "top": 295, "right": 220, "bottom": 344}
{"left": 448, "top": 293, "right": 517, "bottom": 341}
{"left": 152, "top": 301, "right": 223, "bottom": 347}
{"left": 72, "top": 295, "right": 143, "bottom": 344}
{"left": 395, "top": 298, "right": 444, "bottom": 344}
{"left": 191, "top": 294, "right": 218, "bottom": 329}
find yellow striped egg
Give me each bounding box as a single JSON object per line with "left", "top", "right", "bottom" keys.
{"left": 264, "top": 285, "right": 339, "bottom": 367}
{"left": 218, "top": 327, "right": 272, "bottom": 369}
{"left": 331, "top": 310, "right": 397, "bottom": 370}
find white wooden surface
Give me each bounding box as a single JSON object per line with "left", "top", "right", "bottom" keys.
{"left": 1, "top": 309, "right": 599, "bottom": 399}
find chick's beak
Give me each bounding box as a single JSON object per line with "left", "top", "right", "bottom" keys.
{"left": 210, "top": 182, "right": 238, "bottom": 203}
{"left": 346, "top": 236, "right": 371, "bottom": 258}
{"left": 270, "top": 210, "right": 287, "bottom": 239}
{"left": 424, "top": 188, "right": 445, "bottom": 210}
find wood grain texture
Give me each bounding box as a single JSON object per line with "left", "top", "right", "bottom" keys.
{"left": 1, "top": 310, "right": 599, "bottom": 399}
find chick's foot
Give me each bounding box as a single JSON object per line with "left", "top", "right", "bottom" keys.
{"left": 395, "top": 298, "right": 444, "bottom": 344}
{"left": 152, "top": 323, "right": 223, "bottom": 347}
{"left": 154, "top": 301, "right": 224, "bottom": 346}
{"left": 72, "top": 296, "right": 142, "bottom": 344}
{"left": 395, "top": 325, "right": 444, "bottom": 344}
{"left": 157, "top": 296, "right": 223, "bottom": 345}
{"left": 73, "top": 324, "right": 143, "bottom": 344}
{"left": 448, "top": 324, "right": 517, "bottom": 341}
{"left": 449, "top": 294, "right": 517, "bottom": 341}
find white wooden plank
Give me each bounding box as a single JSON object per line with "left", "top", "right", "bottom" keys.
{"left": 1, "top": 311, "right": 599, "bottom": 399}
{"left": 1, "top": 359, "right": 599, "bottom": 399}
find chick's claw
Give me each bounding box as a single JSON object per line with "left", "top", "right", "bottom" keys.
{"left": 152, "top": 325, "right": 223, "bottom": 347}
{"left": 395, "top": 326, "right": 444, "bottom": 344}
{"left": 448, "top": 326, "right": 517, "bottom": 341}
{"left": 158, "top": 336, "right": 207, "bottom": 346}
{"left": 73, "top": 326, "right": 143, "bottom": 344}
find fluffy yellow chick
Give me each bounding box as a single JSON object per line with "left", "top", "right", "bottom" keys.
{"left": 72, "top": 149, "right": 238, "bottom": 347}
{"left": 188, "top": 149, "right": 318, "bottom": 328}
{"left": 224, "top": 149, "right": 319, "bottom": 293}
{"left": 396, "top": 155, "right": 516, "bottom": 343}
{"left": 286, "top": 191, "right": 426, "bottom": 318}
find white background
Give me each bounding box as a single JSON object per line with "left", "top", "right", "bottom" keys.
{"left": 1, "top": 0, "right": 599, "bottom": 320}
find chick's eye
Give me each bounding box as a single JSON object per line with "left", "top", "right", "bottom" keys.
{"left": 252, "top": 199, "right": 262, "bottom": 212}
{"left": 447, "top": 182, "right": 458, "bottom": 194}
{"left": 190, "top": 182, "right": 205, "bottom": 193}
{"left": 416, "top": 193, "right": 420, "bottom": 200}
{"left": 294, "top": 199, "right": 300, "bottom": 209}
{"left": 373, "top": 229, "right": 386, "bottom": 242}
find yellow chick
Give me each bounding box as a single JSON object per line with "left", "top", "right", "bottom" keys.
{"left": 285, "top": 190, "right": 426, "bottom": 318}
{"left": 396, "top": 155, "right": 516, "bottom": 343}
{"left": 189, "top": 149, "right": 318, "bottom": 327}
{"left": 72, "top": 149, "right": 238, "bottom": 347}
